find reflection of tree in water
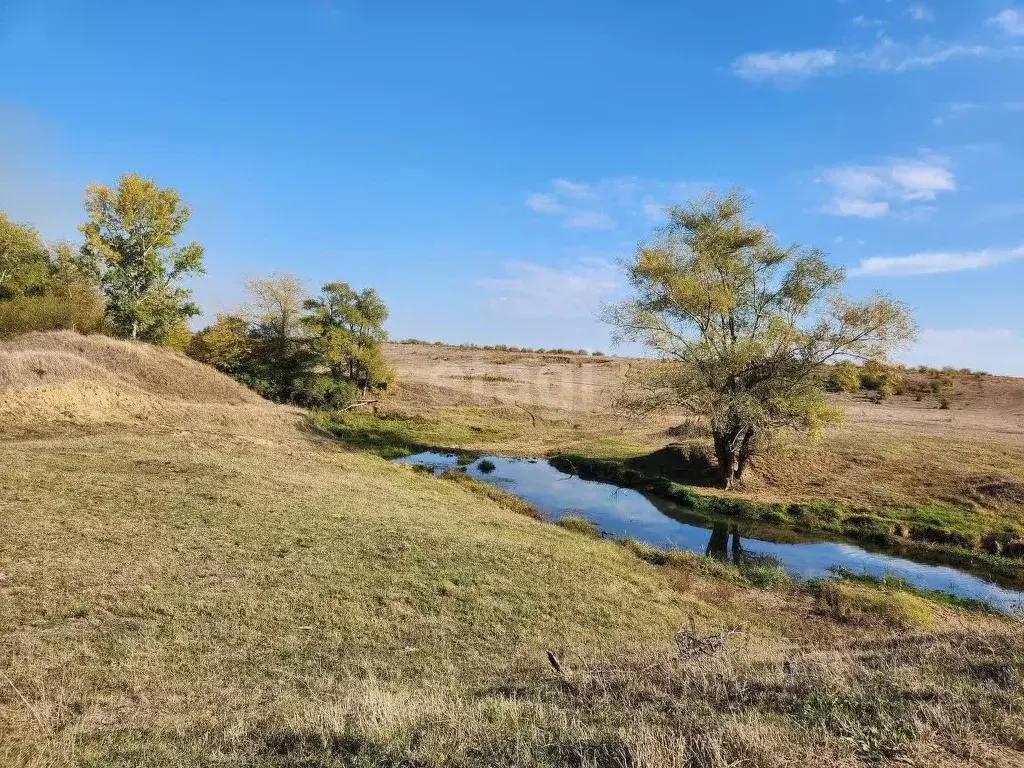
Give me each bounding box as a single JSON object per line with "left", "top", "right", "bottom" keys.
{"left": 704, "top": 523, "right": 781, "bottom": 570}
{"left": 705, "top": 522, "right": 732, "bottom": 560}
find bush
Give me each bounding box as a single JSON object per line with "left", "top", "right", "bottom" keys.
{"left": 0, "top": 292, "right": 105, "bottom": 338}
{"left": 826, "top": 361, "right": 862, "bottom": 392}
{"left": 476, "top": 459, "right": 497, "bottom": 473}
{"left": 295, "top": 376, "right": 359, "bottom": 409}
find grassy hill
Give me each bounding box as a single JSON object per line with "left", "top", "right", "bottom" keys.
{"left": 2, "top": 333, "right": 1022, "bottom": 767}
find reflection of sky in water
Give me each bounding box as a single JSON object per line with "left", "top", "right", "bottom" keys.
{"left": 395, "top": 452, "right": 1024, "bottom": 611}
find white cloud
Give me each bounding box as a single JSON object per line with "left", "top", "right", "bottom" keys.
{"left": 524, "top": 193, "right": 560, "bottom": 213}
{"left": 818, "top": 156, "right": 955, "bottom": 218}
{"left": 851, "top": 15, "right": 886, "bottom": 28}
{"left": 901, "top": 328, "right": 1024, "bottom": 377}
{"left": 734, "top": 35, "right": 1020, "bottom": 85}
{"left": 906, "top": 3, "right": 934, "bottom": 22}
{"left": 477, "top": 258, "right": 620, "bottom": 319}
{"left": 732, "top": 49, "right": 838, "bottom": 82}
{"left": 828, "top": 198, "right": 890, "bottom": 218}
{"left": 524, "top": 177, "right": 705, "bottom": 229}
{"left": 564, "top": 211, "right": 614, "bottom": 229}
{"left": 851, "top": 243, "right": 1024, "bottom": 275}
{"left": 551, "top": 178, "right": 593, "bottom": 197}
{"left": 987, "top": 8, "right": 1024, "bottom": 35}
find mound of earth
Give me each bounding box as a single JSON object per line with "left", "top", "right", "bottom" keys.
{"left": 0, "top": 331, "right": 300, "bottom": 437}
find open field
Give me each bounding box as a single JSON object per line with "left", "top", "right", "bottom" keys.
{"left": 375, "top": 342, "right": 1024, "bottom": 525}
{"left": 2, "top": 333, "right": 1024, "bottom": 766}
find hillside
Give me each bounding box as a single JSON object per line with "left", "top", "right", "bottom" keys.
{"left": 2, "top": 333, "right": 1022, "bottom": 767}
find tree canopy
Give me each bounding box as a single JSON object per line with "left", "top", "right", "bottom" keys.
{"left": 79, "top": 173, "right": 205, "bottom": 343}
{"left": 187, "top": 274, "right": 393, "bottom": 407}
{"left": 606, "top": 191, "right": 916, "bottom": 488}
{"left": 0, "top": 212, "right": 104, "bottom": 337}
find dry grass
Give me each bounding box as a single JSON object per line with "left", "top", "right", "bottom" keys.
{"left": 2, "top": 333, "right": 1023, "bottom": 766}
{"left": 0, "top": 331, "right": 303, "bottom": 438}
{"left": 379, "top": 342, "right": 1024, "bottom": 515}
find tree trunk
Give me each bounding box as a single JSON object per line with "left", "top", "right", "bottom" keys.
{"left": 712, "top": 430, "right": 740, "bottom": 489}
{"left": 735, "top": 427, "right": 755, "bottom": 481}
{"left": 712, "top": 427, "right": 753, "bottom": 489}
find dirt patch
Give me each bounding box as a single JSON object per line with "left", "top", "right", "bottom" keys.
{"left": 968, "top": 476, "right": 1024, "bottom": 507}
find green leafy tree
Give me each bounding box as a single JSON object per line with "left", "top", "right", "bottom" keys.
{"left": 303, "top": 282, "right": 393, "bottom": 397}
{"left": 78, "top": 173, "right": 205, "bottom": 343}
{"left": 186, "top": 315, "right": 254, "bottom": 376}
{"left": 243, "top": 273, "right": 313, "bottom": 401}
{"left": 0, "top": 212, "right": 52, "bottom": 299}
{"left": 0, "top": 213, "right": 104, "bottom": 337}
{"left": 606, "top": 191, "right": 916, "bottom": 489}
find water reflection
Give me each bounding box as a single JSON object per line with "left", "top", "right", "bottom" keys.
{"left": 394, "top": 451, "right": 1024, "bottom": 611}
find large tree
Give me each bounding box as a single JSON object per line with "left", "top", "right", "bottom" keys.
{"left": 303, "top": 281, "right": 392, "bottom": 395}
{"left": 606, "top": 191, "right": 915, "bottom": 489}
{"left": 79, "top": 173, "right": 205, "bottom": 343}
{"left": 243, "top": 272, "right": 313, "bottom": 401}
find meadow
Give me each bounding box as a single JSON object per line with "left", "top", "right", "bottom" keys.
{"left": 1, "top": 333, "right": 1023, "bottom": 767}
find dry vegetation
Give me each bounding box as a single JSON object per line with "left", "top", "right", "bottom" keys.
{"left": 2, "top": 333, "right": 1023, "bottom": 766}
{"left": 380, "top": 341, "right": 1024, "bottom": 513}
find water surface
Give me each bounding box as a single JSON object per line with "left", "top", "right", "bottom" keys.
{"left": 396, "top": 451, "right": 1024, "bottom": 612}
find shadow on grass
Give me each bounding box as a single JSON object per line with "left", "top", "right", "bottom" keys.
{"left": 317, "top": 412, "right": 480, "bottom": 462}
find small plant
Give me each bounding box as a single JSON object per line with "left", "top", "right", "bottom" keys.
{"left": 556, "top": 515, "right": 600, "bottom": 538}
{"left": 938, "top": 397, "right": 951, "bottom": 410}
{"left": 477, "top": 459, "right": 497, "bottom": 473}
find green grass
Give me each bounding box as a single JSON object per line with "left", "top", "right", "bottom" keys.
{"left": 3, "top": 423, "right": 1023, "bottom": 766}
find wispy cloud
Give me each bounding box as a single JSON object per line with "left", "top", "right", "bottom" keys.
{"left": 932, "top": 100, "right": 1024, "bottom": 125}
{"left": 731, "top": 49, "right": 838, "bottom": 82}
{"left": 818, "top": 156, "right": 955, "bottom": 218}
{"left": 734, "top": 34, "right": 1021, "bottom": 84}
{"left": 477, "top": 258, "right": 620, "bottom": 319}
{"left": 988, "top": 7, "right": 1024, "bottom": 35}
{"left": 906, "top": 3, "right": 934, "bottom": 22}
{"left": 851, "top": 15, "right": 886, "bottom": 28}
{"left": 851, "top": 243, "right": 1024, "bottom": 275}
{"left": 524, "top": 177, "right": 705, "bottom": 229}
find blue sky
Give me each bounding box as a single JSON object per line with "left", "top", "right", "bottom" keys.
{"left": 2, "top": 0, "right": 1022, "bottom": 372}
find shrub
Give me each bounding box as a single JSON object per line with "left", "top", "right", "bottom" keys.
{"left": 938, "top": 397, "right": 951, "bottom": 410}
{"left": 476, "top": 459, "right": 497, "bottom": 473}
{"left": 826, "top": 361, "right": 862, "bottom": 393}
{"left": 556, "top": 515, "right": 600, "bottom": 537}
{"left": 0, "top": 292, "right": 105, "bottom": 338}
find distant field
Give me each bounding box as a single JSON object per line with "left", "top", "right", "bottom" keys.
{"left": 381, "top": 341, "right": 1024, "bottom": 514}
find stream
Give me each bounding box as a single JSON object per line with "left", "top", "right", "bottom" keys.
{"left": 396, "top": 451, "right": 1024, "bottom": 612}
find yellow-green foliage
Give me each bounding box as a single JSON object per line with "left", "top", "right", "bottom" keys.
{"left": 0, "top": 291, "right": 104, "bottom": 338}
{"left": 827, "top": 360, "right": 862, "bottom": 392}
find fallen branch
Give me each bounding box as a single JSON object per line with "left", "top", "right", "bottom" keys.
{"left": 337, "top": 400, "right": 380, "bottom": 412}
{"left": 513, "top": 401, "right": 538, "bottom": 427}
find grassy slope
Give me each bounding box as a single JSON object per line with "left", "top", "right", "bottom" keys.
{"left": 4, "top": 429, "right": 1023, "bottom": 767}
{"left": 2, "top": 334, "right": 1023, "bottom": 766}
